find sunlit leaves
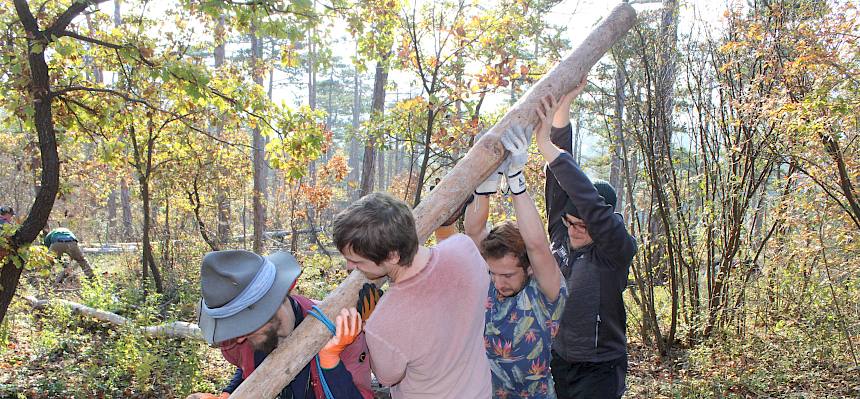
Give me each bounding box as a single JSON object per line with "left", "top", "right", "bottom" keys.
{"left": 266, "top": 105, "right": 331, "bottom": 181}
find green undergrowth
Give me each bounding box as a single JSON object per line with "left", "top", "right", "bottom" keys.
{"left": 1, "top": 249, "right": 857, "bottom": 397}
{"left": 0, "top": 251, "right": 230, "bottom": 398}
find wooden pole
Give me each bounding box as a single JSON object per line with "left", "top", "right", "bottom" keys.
{"left": 231, "top": 4, "right": 637, "bottom": 398}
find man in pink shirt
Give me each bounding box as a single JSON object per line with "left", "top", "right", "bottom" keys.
{"left": 333, "top": 192, "right": 492, "bottom": 398}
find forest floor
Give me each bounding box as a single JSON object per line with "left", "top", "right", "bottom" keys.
{"left": 0, "top": 256, "right": 857, "bottom": 398}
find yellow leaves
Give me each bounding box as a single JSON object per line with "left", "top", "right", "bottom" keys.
{"left": 280, "top": 43, "right": 300, "bottom": 68}
{"left": 719, "top": 41, "right": 745, "bottom": 54}
{"left": 394, "top": 95, "right": 428, "bottom": 113}
{"left": 746, "top": 23, "right": 764, "bottom": 42}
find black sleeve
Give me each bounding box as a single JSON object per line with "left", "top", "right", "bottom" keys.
{"left": 320, "top": 361, "right": 365, "bottom": 398}
{"left": 547, "top": 151, "right": 637, "bottom": 269}
{"left": 545, "top": 124, "right": 574, "bottom": 257}
{"left": 222, "top": 367, "right": 244, "bottom": 394}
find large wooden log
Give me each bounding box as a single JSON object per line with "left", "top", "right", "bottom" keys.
{"left": 231, "top": 4, "right": 637, "bottom": 398}
{"left": 414, "top": 3, "right": 637, "bottom": 241}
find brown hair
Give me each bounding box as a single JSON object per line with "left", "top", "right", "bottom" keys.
{"left": 480, "top": 221, "right": 530, "bottom": 272}
{"left": 333, "top": 192, "right": 419, "bottom": 267}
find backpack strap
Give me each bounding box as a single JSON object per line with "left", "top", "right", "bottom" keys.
{"left": 290, "top": 295, "right": 327, "bottom": 399}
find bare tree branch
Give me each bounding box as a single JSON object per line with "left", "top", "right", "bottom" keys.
{"left": 48, "top": 0, "right": 111, "bottom": 36}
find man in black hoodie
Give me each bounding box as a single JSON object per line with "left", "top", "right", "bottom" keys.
{"left": 535, "top": 79, "right": 637, "bottom": 399}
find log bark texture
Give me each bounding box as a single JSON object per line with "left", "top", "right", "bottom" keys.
{"left": 231, "top": 4, "right": 637, "bottom": 398}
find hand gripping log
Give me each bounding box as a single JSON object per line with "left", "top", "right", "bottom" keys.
{"left": 229, "top": 4, "right": 636, "bottom": 398}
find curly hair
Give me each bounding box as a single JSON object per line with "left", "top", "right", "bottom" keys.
{"left": 480, "top": 221, "right": 529, "bottom": 272}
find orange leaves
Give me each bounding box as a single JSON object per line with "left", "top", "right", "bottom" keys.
{"left": 300, "top": 183, "right": 333, "bottom": 211}
{"left": 475, "top": 58, "right": 522, "bottom": 89}
{"left": 318, "top": 154, "right": 350, "bottom": 182}
{"left": 519, "top": 64, "right": 529, "bottom": 77}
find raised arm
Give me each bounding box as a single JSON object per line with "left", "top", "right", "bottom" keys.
{"left": 464, "top": 194, "right": 490, "bottom": 248}
{"left": 536, "top": 75, "right": 588, "bottom": 165}
{"left": 536, "top": 86, "right": 636, "bottom": 270}
{"left": 535, "top": 95, "right": 564, "bottom": 165}
{"left": 552, "top": 77, "right": 586, "bottom": 129}
{"left": 495, "top": 119, "right": 562, "bottom": 302}
{"left": 511, "top": 191, "right": 562, "bottom": 302}
{"left": 542, "top": 79, "right": 587, "bottom": 247}
{"left": 468, "top": 128, "right": 510, "bottom": 248}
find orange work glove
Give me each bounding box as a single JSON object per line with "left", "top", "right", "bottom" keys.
{"left": 318, "top": 307, "right": 362, "bottom": 369}
{"left": 357, "top": 283, "right": 383, "bottom": 321}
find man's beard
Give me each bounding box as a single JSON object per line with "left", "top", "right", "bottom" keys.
{"left": 253, "top": 318, "right": 282, "bottom": 354}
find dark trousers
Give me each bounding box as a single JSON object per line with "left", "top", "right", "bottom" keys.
{"left": 551, "top": 351, "right": 627, "bottom": 399}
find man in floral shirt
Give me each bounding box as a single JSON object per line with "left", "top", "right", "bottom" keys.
{"left": 466, "top": 123, "right": 568, "bottom": 398}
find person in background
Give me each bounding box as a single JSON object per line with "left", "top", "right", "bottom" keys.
{"left": 44, "top": 226, "right": 95, "bottom": 282}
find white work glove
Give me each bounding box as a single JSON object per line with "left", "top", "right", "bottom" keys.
{"left": 474, "top": 131, "right": 510, "bottom": 196}
{"left": 501, "top": 124, "right": 531, "bottom": 195}
{"left": 475, "top": 162, "right": 508, "bottom": 195}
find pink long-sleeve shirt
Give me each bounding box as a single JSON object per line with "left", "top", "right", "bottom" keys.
{"left": 364, "top": 234, "right": 492, "bottom": 398}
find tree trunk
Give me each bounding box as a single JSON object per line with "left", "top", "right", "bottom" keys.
{"left": 1, "top": 0, "right": 71, "bottom": 326}
{"left": 349, "top": 65, "right": 362, "bottom": 192}
{"left": 609, "top": 57, "right": 627, "bottom": 211}
{"left": 23, "top": 295, "right": 203, "bottom": 340}
{"left": 251, "top": 23, "right": 267, "bottom": 253}
{"left": 307, "top": 24, "right": 318, "bottom": 185}
{"left": 130, "top": 124, "right": 163, "bottom": 294}
{"left": 412, "top": 107, "right": 437, "bottom": 206}
{"left": 377, "top": 147, "right": 386, "bottom": 191}
{"left": 214, "top": 14, "right": 232, "bottom": 245}
{"left": 358, "top": 59, "right": 388, "bottom": 198}
{"left": 106, "top": 190, "right": 117, "bottom": 242}
{"left": 387, "top": 139, "right": 396, "bottom": 188}
{"left": 654, "top": 0, "right": 679, "bottom": 354}
{"left": 229, "top": 5, "right": 637, "bottom": 397}
{"left": 113, "top": 0, "right": 121, "bottom": 26}
{"left": 121, "top": 178, "right": 133, "bottom": 240}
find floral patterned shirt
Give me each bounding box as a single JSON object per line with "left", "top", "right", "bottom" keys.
{"left": 485, "top": 276, "right": 568, "bottom": 398}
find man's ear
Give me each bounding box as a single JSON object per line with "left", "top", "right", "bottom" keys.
{"left": 386, "top": 251, "right": 401, "bottom": 266}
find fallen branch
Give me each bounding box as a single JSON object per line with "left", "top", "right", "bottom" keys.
{"left": 21, "top": 295, "right": 203, "bottom": 340}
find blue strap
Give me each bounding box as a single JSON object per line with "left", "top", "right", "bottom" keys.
{"left": 307, "top": 305, "right": 336, "bottom": 399}
{"left": 315, "top": 356, "right": 336, "bottom": 399}
{"left": 307, "top": 305, "right": 337, "bottom": 334}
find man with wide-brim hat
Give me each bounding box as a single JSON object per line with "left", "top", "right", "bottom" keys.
{"left": 187, "top": 249, "right": 375, "bottom": 399}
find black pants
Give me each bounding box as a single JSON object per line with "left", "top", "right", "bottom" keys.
{"left": 551, "top": 351, "right": 627, "bottom": 399}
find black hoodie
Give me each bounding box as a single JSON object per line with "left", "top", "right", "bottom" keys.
{"left": 544, "top": 124, "right": 637, "bottom": 363}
